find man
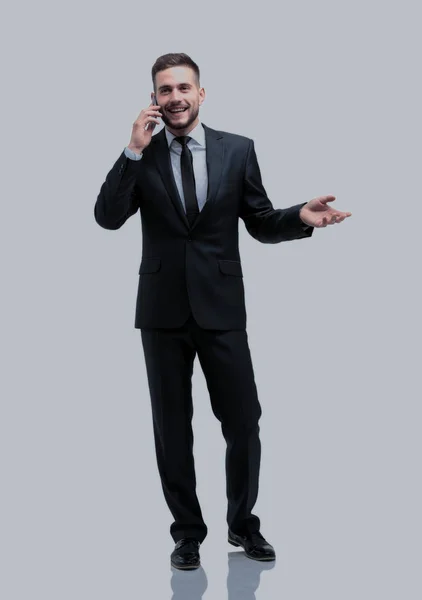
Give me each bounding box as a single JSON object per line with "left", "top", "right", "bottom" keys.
{"left": 94, "top": 53, "right": 351, "bottom": 570}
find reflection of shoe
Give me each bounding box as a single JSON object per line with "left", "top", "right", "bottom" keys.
{"left": 171, "top": 538, "right": 201, "bottom": 570}
{"left": 171, "top": 565, "right": 208, "bottom": 599}
{"left": 228, "top": 530, "right": 276, "bottom": 561}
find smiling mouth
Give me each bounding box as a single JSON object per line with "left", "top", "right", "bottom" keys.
{"left": 168, "top": 107, "right": 188, "bottom": 115}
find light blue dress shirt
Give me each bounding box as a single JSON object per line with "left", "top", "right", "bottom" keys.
{"left": 124, "top": 119, "right": 208, "bottom": 212}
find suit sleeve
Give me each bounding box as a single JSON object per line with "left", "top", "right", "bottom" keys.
{"left": 94, "top": 149, "right": 143, "bottom": 230}
{"left": 239, "top": 139, "right": 314, "bottom": 243}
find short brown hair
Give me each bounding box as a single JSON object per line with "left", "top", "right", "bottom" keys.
{"left": 151, "top": 53, "right": 200, "bottom": 91}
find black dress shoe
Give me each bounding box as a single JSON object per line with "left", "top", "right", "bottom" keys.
{"left": 171, "top": 538, "right": 201, "bottom": 570}
{"left": 228, "top": 530, "right": 276, "bottom": 561}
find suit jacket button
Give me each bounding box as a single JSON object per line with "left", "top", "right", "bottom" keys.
{"left": 187, "top": 237, "right": 192, "bottom": 242}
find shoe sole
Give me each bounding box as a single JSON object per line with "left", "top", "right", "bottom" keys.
{"left": 228, "top": 537, "right": 276, "bottom": 561}
{"left": 171, "top": 560, "right": 201, "bottom": 570}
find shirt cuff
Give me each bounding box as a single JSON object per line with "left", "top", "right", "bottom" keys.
{"left": 124, "top": 147, "right": 143, "bottom": 161}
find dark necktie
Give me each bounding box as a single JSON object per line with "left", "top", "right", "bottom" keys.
{"left": 174, "top": 136, "right": 199, "bottom": 226}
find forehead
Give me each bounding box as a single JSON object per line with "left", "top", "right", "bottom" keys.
{"left": 156, "top": 66, "right": 196, "bottom": 89}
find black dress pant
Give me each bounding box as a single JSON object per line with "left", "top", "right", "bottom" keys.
{"left": 140, "top": 312, "right": 262, "bottom": 543}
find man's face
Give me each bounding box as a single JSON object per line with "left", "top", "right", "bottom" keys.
{"left": 154, "top": 66, "right": 205, "bottom": 134}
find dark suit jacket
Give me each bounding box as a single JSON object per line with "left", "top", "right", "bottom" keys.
{"left": 94, "top": 123, "right": 313, "bottom": 329}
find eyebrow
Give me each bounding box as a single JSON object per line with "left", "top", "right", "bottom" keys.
{"left": 158, "top": 83, "right": 192, "bottom": 92}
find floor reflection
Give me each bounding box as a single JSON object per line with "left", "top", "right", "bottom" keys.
{"left": 170, "top": 565, "right": 208, "bottom": 600}
{"left": 227, "top": 551, "right": 275, "bottom": 599}
{"left": 170, "top": 550, "right": 275, "bottom": 599}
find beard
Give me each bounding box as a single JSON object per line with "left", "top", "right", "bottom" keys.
{"left": 161, "top": 104, "right": 199, "bottom": 131}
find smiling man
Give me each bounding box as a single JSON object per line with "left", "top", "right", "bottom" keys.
{"left": 94, "top": 52, "right": 351, "bottom": 570}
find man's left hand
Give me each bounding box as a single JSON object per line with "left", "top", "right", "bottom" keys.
{"left": 299, "top": 195, "right": 352, "bottom": 228}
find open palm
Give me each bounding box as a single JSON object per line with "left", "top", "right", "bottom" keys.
{"left": 300, "top": 196, "right": 352, "bottom": 228}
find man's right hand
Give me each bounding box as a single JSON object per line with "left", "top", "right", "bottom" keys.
{"left": 127, "top": 102, "right": 162, "bottom": 154}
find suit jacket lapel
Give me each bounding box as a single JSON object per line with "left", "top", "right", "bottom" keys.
{"left": 150, "top": 123, "right": 224, "bottom": 230}
{"left": 197, "top": 124, "right": 224, "bottom": 229}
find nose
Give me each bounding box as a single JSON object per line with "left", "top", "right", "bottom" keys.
{"left": 169, "top": 90, "right": 183, "bottom": 103}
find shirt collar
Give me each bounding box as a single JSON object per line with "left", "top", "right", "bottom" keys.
{"left": 164, "top": 118, "right": 205, "bottom": 148}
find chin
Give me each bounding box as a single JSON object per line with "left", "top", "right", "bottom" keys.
{"left": 172, "top": 118, "right": 193, "bottom": 130}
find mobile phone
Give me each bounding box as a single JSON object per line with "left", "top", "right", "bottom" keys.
{"left": 145, "top": 94, "right": 159, "bottom": 131}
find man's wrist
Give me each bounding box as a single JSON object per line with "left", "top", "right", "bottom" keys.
{"left": 299, "top": 205, "right": 313, "bottom": 230}
{"left": 299, "top": 205, "right": 310, "bottom": 224}
{"left": 127, "top": 144, "right": 144, "bottom": 155}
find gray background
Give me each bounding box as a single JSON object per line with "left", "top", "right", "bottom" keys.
{"left": 1, "top": 0, "right": 421, "bottom": 598}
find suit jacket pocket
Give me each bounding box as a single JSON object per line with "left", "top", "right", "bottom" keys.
{"left": 218, "top": 259, "right": 243, "bottom": 277}
{"left": 139, "top": 257, "right": 161, "bottom": 274}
